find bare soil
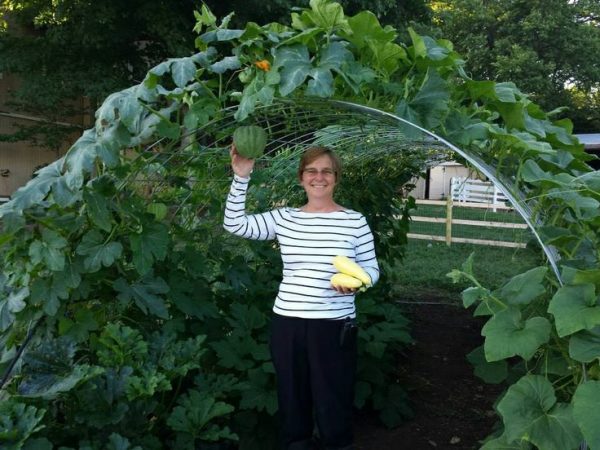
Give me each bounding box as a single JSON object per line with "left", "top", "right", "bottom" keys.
{"left": 354, "top": 297, "right": 504, "bottom": 450}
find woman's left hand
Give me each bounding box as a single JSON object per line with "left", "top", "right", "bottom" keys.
{"left": 331, "top": 284, "right": 356, "bottom": 295}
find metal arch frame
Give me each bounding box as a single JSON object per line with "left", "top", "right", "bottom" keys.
{"left": 121, "top": 96, "right": 562, "bottom": 283}
{"left": 323, "top": 99, "right": 563, "bottom": 284}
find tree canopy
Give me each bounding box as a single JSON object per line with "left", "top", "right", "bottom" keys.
{"left": 1, "top": 0, "right": 599, "bottom": 154}
{"left": 0, "top": 0, "right": 197, "bottom": 148}
{"left": 431, "top": 0, "right": 600, "bottom": 132}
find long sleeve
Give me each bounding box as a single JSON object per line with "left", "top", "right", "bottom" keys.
{"left": 223, "top": 174, "right": 277, "bottom": 241}
{"left": 355, "top": 216, "right": 380, "bottom": 286}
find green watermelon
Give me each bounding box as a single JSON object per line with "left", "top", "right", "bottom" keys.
{"left": 233, "top": 125, "right": 268, "bottom": 159}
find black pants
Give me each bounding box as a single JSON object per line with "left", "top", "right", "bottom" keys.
{"left": 270, "top": 314, "right": 357, "bottom": 450}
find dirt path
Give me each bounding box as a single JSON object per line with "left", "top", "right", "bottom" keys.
{"left": 355, "top": 299, "right": 504, "bottom": 450}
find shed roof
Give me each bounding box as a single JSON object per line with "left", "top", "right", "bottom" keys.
{"left": 575, "top": 134, "right": 600, "bottom": 150}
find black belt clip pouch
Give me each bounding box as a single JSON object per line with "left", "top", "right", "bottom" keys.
{"left": 339, "top": 318, "right": 358, "bottom": 348}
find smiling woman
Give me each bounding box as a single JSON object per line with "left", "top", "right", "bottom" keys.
{"left": 298, "top": 147, "right": 342, "bottom": 211}
{"left": 224, "top": 143, "right": 379, "bottom": 450}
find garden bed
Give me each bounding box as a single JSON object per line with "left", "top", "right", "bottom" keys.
{"left": 355, "top": 294, "right": 504, "bottom": 450}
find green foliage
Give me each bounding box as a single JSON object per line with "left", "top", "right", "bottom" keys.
{"left": 432, "top": 0, "right": 600, "bottom": 132}
{"left": 450, "top": 251, "right": 600, "bottom": 447}
{"left": 0, "top": 1, "right": 598, "bottom": 449}
{"left": 0, "top": 0, "right": 198, "bottom": 149}
{"left": 0, "top": 401, "right": 46, "bottom": 450}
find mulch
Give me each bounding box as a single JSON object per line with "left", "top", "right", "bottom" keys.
{"left": 354, "top": 297, "right": 505, "bottom": 450}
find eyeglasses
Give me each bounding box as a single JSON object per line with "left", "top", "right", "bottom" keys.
{"left": 302, "top": 168, "right": 335, "bottom": 177}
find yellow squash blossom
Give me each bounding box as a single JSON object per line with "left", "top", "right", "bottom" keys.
{"left": 254, "top": 59, "right": 271, "bottom": 71}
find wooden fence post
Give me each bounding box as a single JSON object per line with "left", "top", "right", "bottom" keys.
{"left": 445, "top": 195, "right": 453, "bottom": 246}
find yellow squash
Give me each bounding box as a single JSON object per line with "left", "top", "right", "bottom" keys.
{"left": 332, "top": 255, "right": 371, "bottom": 286}
{"left": 331, "top": 273, "right": 363, "bottom": 289}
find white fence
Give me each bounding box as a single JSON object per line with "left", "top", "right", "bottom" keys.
{"left": 450, "top": 177, "right": 507, "bottom": 211}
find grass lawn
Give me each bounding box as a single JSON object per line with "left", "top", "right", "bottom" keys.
{"left": 391, "top": 239, "right": 544, "bottom": 301}
{"left": 411, "top": 203, "right": 525, "bottom": 223}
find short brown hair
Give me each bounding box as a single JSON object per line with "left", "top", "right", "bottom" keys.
{"left": 298, "top": 146, "right": 342, "bottom": 182}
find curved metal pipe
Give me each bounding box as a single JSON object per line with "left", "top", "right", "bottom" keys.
{"left": 326, "top": 99, "right": 562, "bottom": 284}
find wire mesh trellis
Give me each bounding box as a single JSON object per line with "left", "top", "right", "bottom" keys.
{"left": 121, "top": 98, "right": 562, "bottom": 282}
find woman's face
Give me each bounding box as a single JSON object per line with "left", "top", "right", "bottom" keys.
{"left": 300, "top": 154, "right": 337, "bottom": 201}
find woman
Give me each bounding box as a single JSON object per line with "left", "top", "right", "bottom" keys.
{"left": 223, "top": 145, "right": 380, "bottom": 450}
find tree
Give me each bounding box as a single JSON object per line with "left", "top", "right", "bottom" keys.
{"left": 0, "top": 0, "right": 198, "bottom": 149}
{"left": 431, "top": 0, "right": 600, "bottom": 132}
{"left": 204, "top": 0, "right": 431, "bottom": 31}
{"left": 0, "top": 0, "right": 432, "bottom": 150}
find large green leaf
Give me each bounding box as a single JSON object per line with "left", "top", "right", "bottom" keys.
{"left": 19, "top": 363, "right": 103, "bottom": 400}
{"left": 59, "top": 308, "right": 100, "bottom": 343}
{"left": 498, "top": 266, "right": 547, "bottom": 305}
{"left": 421, "top": 36, "right": 452, "bottom": 62}
{"left": 76, "top": 230, "right": 123, "bottom": 273}
{"left": 482, "top": 307, "right": 551, "bottom": 361}
{"left": 292, "top": 0, "right": 350, "bottom": 33}
{"left": 402, "top": 68, "right": 450, "bottom": 129}
{"left": 183, "top": 96, "right": 219, "bottom": 130}
{"left": 563, "top": 267, "right": 600, "bottom": 290}
{"left": 169, "top": 277, "right": 219, "bottom": 319}
{"left": 167, "top": 390, "right": 237, "bottom": 441}
{"left": 30, "top": 275, "right": 69, "bottom": 316}
{"left": 22, "top": 438, "right": 53, "bottom": 450}
{"left": 0, "top": 401, "right": 46, "bottom": 449}
{"left": 238, "top": 368, "right": 278, "bottom": 414}
{"left": 130, "top": 222, "right": 169, "bottom": 275}
{"left": 494, "top": 82, "right": 519, "bottom": 103}
{"left": 521, "top": 159, "right": 563, "bottom": 186}
{"left": 467, "top": 346, "right": 508, "bottom": 384}
{"left": 573, "top": 381, "right": 600, "bottom": 449}
{"left": 83, "top": 188, "right": 112, "bottom": 232}
{"left": 28, "top": 229, "right": 68, "bottom": 272}
{"left": 210, "top": 55, "right": 241, "bottom": 74}
{"left": 497, "top": 375, "right": 582, "bottom": 450}
{"left": 344, "top": 11, "right": 396, "bottom": 50}
{"left": 319, "top": 41, "right": 353, "bottom": 70}
{"left": 227, "top": 303, "right": 267, "bottom": 332}
{"left": 548, "top": 284, "right": 600, "bottom": 337}
{"left": 337, "top": 61, "right": 376, "bottom": 93}
{"left": 481, "top": 435, "right": 531, "bottom": 449}
{"left": 51, "top": 176, "right": 79, "bottom": 208}
{"left": 0, "top": 287, "right": 29, "bottom": 331}
{"left": 106, "top": 433, "right": 143, "bottom": 450}
{"left": 547, "top": 189, "right": 600, "bottom": 220}
{"left": 114, "top": 276, "right": 170, "bottom": 319}
{"left": 569, "top": 326, "right": 600, "bottom": 362}
{"left": 62, "top": 130, "right": 99, "bottom": 189}
{"left": 306, "top": 67, "right": 334, "bottom": 97}
{"left": 170, "top": 57, "right": 197, "bottom": 87}
{"left": 408, "top": 27, "right": 427, "bottom": 59}
{"left": 461, "top": 286, "right": 490, "bottom": 308}
{"left": 6, "top": 287, "right": 28, "bottom": 315}
{"left": 211, "top": 335, "right": 268, "bottom": 371}
{"left": 366, "top": 39, "right": 406, "bottom": 77}
{"left": 19, "top": 338, "right": 103, "bottom": 399}
{"left": 95, "top": 323, "right": 148, "bottom": 367}
{"left": 273, "top": 45, "right": 312, "bottom": 96}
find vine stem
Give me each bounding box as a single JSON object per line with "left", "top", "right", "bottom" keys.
{"left": 0, "top": 319, "right": 43, "bottom": 390}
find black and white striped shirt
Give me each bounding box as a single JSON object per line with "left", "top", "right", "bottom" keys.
{"left": 223, "top": 174, "right": 380, "bottom": 320}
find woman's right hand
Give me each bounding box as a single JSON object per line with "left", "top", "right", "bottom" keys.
{"left": 230, "top": 144, "right": 255, "bottom": 178}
